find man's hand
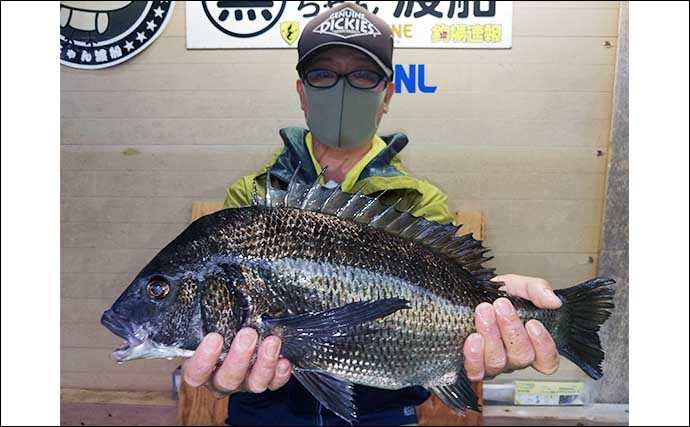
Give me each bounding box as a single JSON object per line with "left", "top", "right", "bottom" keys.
{"left": 182, "top": 329, "right": 292, "bottom": 397}
{"left": 463, "top": 274, "right": 562, "bottom": 381}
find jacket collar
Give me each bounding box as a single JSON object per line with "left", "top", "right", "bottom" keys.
{"left": 266, "top": 127, "right": 410, "bottom": 186}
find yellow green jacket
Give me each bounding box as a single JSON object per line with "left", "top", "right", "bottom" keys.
{"left": 223, "top": 127, "right": 453, "bottom": 224}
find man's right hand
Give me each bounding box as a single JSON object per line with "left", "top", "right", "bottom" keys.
{"left": 181, "top": 329, "right": 292, "bottom": 397}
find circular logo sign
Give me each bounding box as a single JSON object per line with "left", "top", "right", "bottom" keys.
{"left": 202, "top": 1, "right": 286, "bottom": 38}
{"left": 60, "top": 1, "right": 176, "bottom": 69}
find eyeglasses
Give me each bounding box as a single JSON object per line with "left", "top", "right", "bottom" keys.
{"left": 302, "top": 69, "right": 388, "bottom": 91}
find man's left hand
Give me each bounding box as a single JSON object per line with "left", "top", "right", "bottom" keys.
{"left": 463, "top": 274, "right": 562, "bottom": 381}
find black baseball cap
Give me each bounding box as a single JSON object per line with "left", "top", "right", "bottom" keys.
{"left": 296, "top": 2, "right": 394, "bottom": 80}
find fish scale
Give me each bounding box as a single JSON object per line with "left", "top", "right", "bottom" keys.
{"left": 258, "top": 258, "right": 465, "bottom": 389}
{"left": 101, "top": 169, "right": 615, "bottom": 423}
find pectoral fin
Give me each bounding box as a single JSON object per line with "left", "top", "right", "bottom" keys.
{"left": 262, "top": 298, "right": 409, "bottom": 361}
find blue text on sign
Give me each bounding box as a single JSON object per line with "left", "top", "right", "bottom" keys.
{"left": 394, "top": 64, "right": 437, "bottom": 94}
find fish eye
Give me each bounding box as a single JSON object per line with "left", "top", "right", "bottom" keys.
{"left": 146, "top": 280, "right": 169, "bottom": 300}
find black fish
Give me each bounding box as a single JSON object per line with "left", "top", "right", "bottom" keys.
{"left": 102, "top": 169, "right": 615, "bottom": 422}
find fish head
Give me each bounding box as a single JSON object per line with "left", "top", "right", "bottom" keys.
{"left": 102, "top": 272, "right": 206, "bottom": 363}
{"left": 101, "top": 227, "right": 216, "bottom": 362}
{"left": 101, "top": 210, "right": 252, "bottom": 363}
{"left": 101, "top": 264, "right": 206, "bottom": 362}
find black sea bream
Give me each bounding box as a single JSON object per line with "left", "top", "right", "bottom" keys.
{"left": 101, "top": 170, "right": 615, "bottom": 422}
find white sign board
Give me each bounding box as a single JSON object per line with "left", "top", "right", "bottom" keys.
{"left": 186, "top": 1, "right": 512, "bottom": 49}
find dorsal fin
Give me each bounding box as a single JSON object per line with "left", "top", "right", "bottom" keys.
{"left": 253, "top": 168, "right": 495, "bottom": 281}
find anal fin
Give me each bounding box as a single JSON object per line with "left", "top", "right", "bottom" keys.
{"left": 261, "top": 298, "right": 409, "bottom": 423}
{"left": 292, "top": 369, "right": 356, "bottom": 423}
{"left": 430, "top": 367, "right": 480, "bottom": 414}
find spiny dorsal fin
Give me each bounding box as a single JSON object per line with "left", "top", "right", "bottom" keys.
{"left": 253, "top": 168, "right": 495, "bottom": 281}
{"left": 283, "top": 161, "right": 303, "bottom": 207}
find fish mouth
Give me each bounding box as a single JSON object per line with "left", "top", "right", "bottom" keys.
{"left": 101, "top": 309, "right": 195, "bottom": 362}
{"left": 100, "top": 309, "right": 149, "bottom": 362}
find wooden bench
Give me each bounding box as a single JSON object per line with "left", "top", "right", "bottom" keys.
{"left": 179, "top": 202, "right": 484, "bottom": 426}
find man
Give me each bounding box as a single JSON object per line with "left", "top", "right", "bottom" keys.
{"left": 182, "top": 3, "right": 562, "bottom": 426}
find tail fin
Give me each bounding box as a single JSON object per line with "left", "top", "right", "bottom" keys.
{"left": 553, "top": 277, "right": 616, "bottom": 380}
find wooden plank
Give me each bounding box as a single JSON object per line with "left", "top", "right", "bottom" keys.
{"left": 61, "top": 91, "right": 613, "bottom": 120}
{"left": 62, "top": 272, "right": 135, "bottom": 299}
{"left": 61, "top": 62, "right": 615, "bottom": 93}
{"left": 476, "top": 172, "right": 606, "bottom": 200}
{"left": 190, "top": 201, "right": 224, "bottom": 222}
{"left": 61, "top": 63, "right": 297, "bottom": 92}
{"left": 392, "top": 92, "right": 613, "bottom": 121}
{"left": 61, "top": 348, "right": 179, "bottom": 375}
{"left": 483, "top": 403, "right": 629, "bottom": 426}
{"left": 61, "top": 402, "right": 177, "bottom": 426}
{"left": 60, "top": 196, "right": 193, "bottom": 224}
{"left": 417, "top": 384, "right": 483, "bottom": 426}
{"left": 61, "top": 298, "right": 112, "bottom": 322}
{"left": 61, "top": 222, "right": 187, "bottom": 250}
{"left": 60, "top": 117, "right": 297, "bottom": 146}
{"left": 61, "top": 388, "right": 175, "bottom": 407}
{"left": 59, "top": 146, "right": 606, "bottom": 180}
{"left": 178, "top": 382, "right": 229, "bottom": 426}
{"left": 60, "top": 247, "right": 157, "bottom": 274}
{"left": 60, "top": 91, "right": 302, "bottom": 119}
{"left": 61, "top": 117, "right": 611, "bottom": 148}
{"left": 487, "top": 252, "right": 599, "bottom": 291}
{"left": 455, "top": 210, "right": 484, "bottom": 239}
{"left": 404, "top": 146, "right": 607, "bottom": 175}
{"left": 62, "top": 321, "right": 132, "bottom": 348}
{"left": 130, "top": 36, "right": 617, "bottom": 66}
{"left": 513, "top": 8, "right": 619, "bottom": 37}
{"left": 60, "top": 145, "right": 277, "bottom": 172}
{"left": 61, "top": 170, "right": 246, "bottom": 198}
{"left": 61, "top": 372, "right": 173, "bottom": 392}
{"left": 485, "top": 224, "right": 600, "bottom": 253}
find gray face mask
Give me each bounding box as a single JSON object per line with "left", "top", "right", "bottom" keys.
{"left": 303, "top": 79, "right": 386, "bottom": 149}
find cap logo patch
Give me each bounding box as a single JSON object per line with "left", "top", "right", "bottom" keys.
{"left": 313, "top": 7, "right": 381, "bottom": 39}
